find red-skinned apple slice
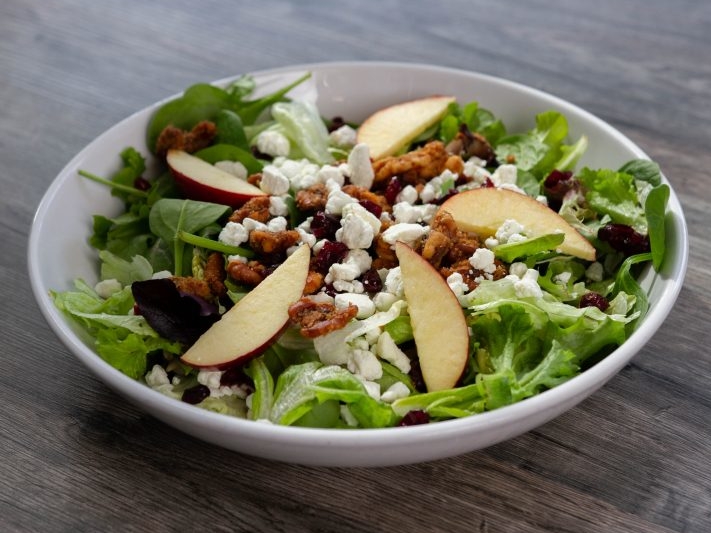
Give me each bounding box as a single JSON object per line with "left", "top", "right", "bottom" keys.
{"left": 166, "top": 149, "right": 266, "bottom": 207}
{"left": 181, "top": 244, "right": 311, "bottom": 369}
{"left": 394, "top": 241, "right": 469, "bottom": 392}
{"left": 357, "top": 95, "right": 456, "bottom": 160}
{"left": 440, "top": 187, "right": 596, "bottom": 261}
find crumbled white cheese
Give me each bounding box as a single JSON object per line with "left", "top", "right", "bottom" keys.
{"left": 469, "top": 248, "right": 497, "bottom": 274}
{"left": 380, "top": 382, "right": 411, "bottom": 403}
{"left": 317, "top": 164, "right": 346, "bottom": 187}
{"left": 490, "top": 164, "right": 518, "bottom": 186}
{"left": 335, "top": 292, "right": 376, "bottom": 319}
{"left": 462, "top": 158, "right": 492, "bottom": 185}
{"left": 269, "top": 195, "right": 289, "bottom": 217}
{"left": 392, "top": 202, "right": 438, "bottom": 224}
{"left": 553, "top": 271, "right": 572, "bottom": 285}
{"left": 375, "top": 331, "right": 411, "bottom": 373}
{"left": 332, "top": 279, "right": 365, "bottom": 294}
{"left": 327, "top": 262, "right": 361, "bottom": 283}
{"left": 145, "top": 365, "right": 170, "bottom": 388}
{"left": 396, "top": 185, "right": 419, "bottom": 205}
{"left": 347, "top": 349, "right": 383, "bottom": 381}
{"left": 242, "top": 217, "right": 268, "bottom": 233}
{"left": 509, "top": 261, "right": 528, "bottom": 278}
{"left": 296, "top": 227, "right": 317, "bottom": 248}
{"left": 345, "top": 249, "right": 373, "bottom": 276}
{"left": 266, "top": 216, "right": 288, "bottom": 233}
{"left": 384, "top": 267, "right": 404, "bottom": 297}
{"left": 446, "top": 272, "right": 469, "bottom": 298}
{"left": 329, "top": 124, "right": 357, "bottom": 147}
{"left": 256, "top": 130, "right": 290, "bottom": 157}
{"left": 226, "top": 254, "right": 248, "bottom": 264}
{"left": 381, "top": 223, "right": 428, "bottom": 248}
{"left": 94, "top": 278, "right": 122, "bottom": 299}
{"left": 372, "top": 291, "right": 399, "bottom": 311}
{"left": 495, "top": 219, "right": 527, "bottom": 244}
{"left": 346, "top": 143, "right": 374, "bottom": 189}
{"left": 513, "top": 269, "right": 543, "bottom": 298}
{"left": 336, "top": 203, "right": 381, "bottom": 250}
{"left": 274, "top": 157, "right": 319, "bottom": 190}
{"left": 219, "top": 221, "right": 249, "bottom": 246}
{"left": 259, "top": 165, "right": 290, "bottom": 195}
{"left": 151, "top": 270, "right": 173, "bottom": 279}
{"left": 215, "top": 160, "right": 248, "bottom": 180}
{"left": 325, "top": 189, "right": 357, "bottom": 215}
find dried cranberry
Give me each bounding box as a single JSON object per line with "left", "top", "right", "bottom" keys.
{"left": 323, "top": 283, "right": 337, "bottom": 297}
{"left": 181, "top": 384, "right": 210, "bottom": 405}
{"left": 359, "top": 199, "right": 383, "bottom": 218}
{"left": 579, "top": 292, "right": 610, "bottom": 311}
{"left": 360, "top": 268, "right": 383, "bottom": 293}
{"left": 398, "top": 410, "right": 430, "bottom": 426}
{"left": 133, "top": 176, "right": 151, "bottom": 191}
{"left": 598, "top": 223, "right": 650, "bottom": 256}
{"left": 310, "top": 211, "right": 341, "bottom": 240}
{"left": 328, "top": 116, "right": 346, "bottom": 133}
{"left": 384, "top": 177, "right": 403, "bottom": 205}
{"left": 313, "top": 240, "right": 349, "bottom": 273}
{"left": 220, "top": 366, "right": 253, "bottom": 389}
{"left": 482, "top": 177, "right": 495, "bottom": 188}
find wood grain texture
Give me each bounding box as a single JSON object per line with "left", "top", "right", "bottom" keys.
{"left": 2, "top": 0, "right": 710, "bottom": 531}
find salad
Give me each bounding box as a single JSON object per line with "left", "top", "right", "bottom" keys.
{"left": 52, "top": 72, "right": 669, "bottom": 429}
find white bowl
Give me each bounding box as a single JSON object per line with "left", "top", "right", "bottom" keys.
{"left": 29, "top": 61, "right": 688, "bottom": 467}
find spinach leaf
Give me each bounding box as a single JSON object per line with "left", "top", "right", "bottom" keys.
{"left": 148, "top": 199, "right": 230, "bottom": 275}
{"left": 194, "top": 144, "right": 263, "bottom": 174}
{"left": 238, "top": 71, "right": 312, "bottom": 125}
{"left": 619, "top": 159, "right": 662, "bottom": 186}
{"left": 215, "top": 109, "right": 249, "bottom": 149}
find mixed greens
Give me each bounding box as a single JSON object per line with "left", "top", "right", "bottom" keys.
{"left": 52, "top": 72, "right": 669, "bottom": 428}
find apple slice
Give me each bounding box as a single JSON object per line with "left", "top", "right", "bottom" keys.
{"left": 357, "top": 95, "right": 456, "bottom": 160}
{"left": 440, "top": 187, "right": 596, "bottom": 261}
{"left": 166, "top": 149, "right": 266, "bottom": 207}
{"left": 181, "top": 244, "right": 311, "bottom": 369}
{"left": 394, "top": 241, "right": 469, "bottom": 392}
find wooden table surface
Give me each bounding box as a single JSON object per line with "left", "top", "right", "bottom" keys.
{"left": 2, "top": 1, "right": 709, "bottom": 531}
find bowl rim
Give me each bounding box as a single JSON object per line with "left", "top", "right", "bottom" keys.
{"left": 28, "top": 60, "right": 689, "bottom": 454}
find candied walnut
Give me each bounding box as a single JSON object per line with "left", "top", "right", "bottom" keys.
{"left": 420, "top": 230, "right": 452, "bottom": 268}
{"left": 226, "top": 261, "right": 265, "bottom": 287}
{"left": 341, "top": 184, "right": 391, "bottom": 213}
{"left": 430, "top": 210, "right": 458, "bottom": 239}
{"left": 444, "top": 154, "right": 465, "bottom": 175}
{"left": 295, "top": 183, "right": 329, "bottom": 213}
{"left": 203, "top": 252, "right": 227, "bottom": 298}
{"left": 229, "top": 196, "right": 272, "bottom": 223}
{"left": 288, "top": 297, "right": 358, "bottom": 338}
{"left": 249, "top": 230, "right": 300, "bottom": 256}
{"left": 171, "top": 276, "right": 214, "bottom": 301}
{"left": 446, "top": 232, "right": 481, "bottom": 264}
{"left": 373, "top": 232, "right": 398, "bottom": 269}
{"left": 440, "top": 257, "right": 508, "bottom": 291}
{"left": 155, "top": 120, "right": 217, "bottom": 158}
{"left": 372, "top": 141, "right": 450, "bottom": 186}
{"left": 303, "top": 270, "right": 325, "bottom": 295}
{"left": 247, "top": 173, "right": 262, "bottom": 187}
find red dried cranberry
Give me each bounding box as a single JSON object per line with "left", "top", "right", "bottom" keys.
{"left": 323, "top": 283, "right": 337, "bottom": 297}
{"left": 359, "top": 199, "right": 383, "bottom": 218}
{"left": 313, "top": 240, "right": 349, "bottom": 273}
{"left": 360, "top": 268, "right": 383, "bottom": 293}
{"left": 482, "top": 177, "right": 495, "bottom": 188}
{"left": 311, "top": 211, "right": 341, "bottom": 240}
{"left": 579, "top": 292, "right": 610, "bottom": 311}
{"left": 133, "top": 176, "right": 151, "bottom": 191}
{"left": 328, "top": 116, "right": 346, "bottom": 133}
{"left": 598, "top": 223, "right": 650, "bottom": 256}
{"left": 398, "top": 410, "right": 430, "bottom": 426}
{"left": 181, "top": 384, "right": 210, "bottom": 405}
{"left": 384, "top": 177, "right": 403, "bottom": 205}
{"left": 220, "top": 366, "right": 253, "bottom": 389}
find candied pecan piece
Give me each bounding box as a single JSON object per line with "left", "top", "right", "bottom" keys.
{"left": 372, "top": 141, "right": 450, "bottom": 186}
{"left": 171, "top": 276, "right": 214, "bottom": 301}
{"left": 430, "top": 210, "right": 458, "bottom": 239}
{"left": 249, "top": 230, "right": 300, "bottom": 256}
{"left": 247, "top": 173, "right": 262, "bottom": 187}
{"left": 295, "top": 183, "right": 329, "bottom": 213}
{"left": 229, "top": 196, "right": 272, "bottom": 223}
{"left": 373, "top": 232, "right": 398, "bottom": 269}
{"left": 203, "top": 252, "right": 227, "bottom": 297}
{"left": 341, "top": 184, "right": 391, "bottom": 213}
{"left": 155, "top": 120, "right": 217, "bottom": 158}
{"left": 288, "top": 297, "right": 358, "bottom": 338}
{"left": 446, "top": 231, "right": 481, "bottom": 264}
{"left": 303, "top": 270, "right": 325, "bottom": 295}
{"left": 226, "top": 261, "right": 265, "bottom": 287}
{"left": 421, "top": 230, "right": 452, "bottom": 268}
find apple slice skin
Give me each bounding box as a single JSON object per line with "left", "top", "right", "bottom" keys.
{"left": 357, "top": 95, "right": 456, "bottom": 160}
{"left": 180, "top": 244, "right": 311, "bottom": 370}
{"left": 439, "top": 187, "right": 596, "bottom": 261}
{"left": 167, "top": 149, "right": 266, "bottom": 208}
{"left": 395, "top": 241, "right": 469, "bottom": 392}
